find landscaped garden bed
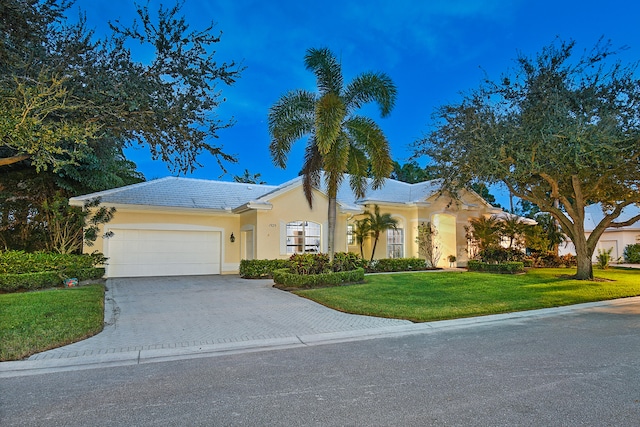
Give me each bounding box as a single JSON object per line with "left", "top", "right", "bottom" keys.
{"left": 270, "top": 252, "right": 365, "bottom": 289}
{"left": 241, "top": 253, "right": 439, "bottom": 283}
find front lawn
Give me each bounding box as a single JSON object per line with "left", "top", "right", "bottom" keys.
{"left": 0, "top": 285, "right": 105, "bottom": 361}
{"left": 294, "top": 268, "right": 640, "bottom": 322}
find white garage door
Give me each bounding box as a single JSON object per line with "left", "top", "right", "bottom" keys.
{"left": 106, "top": 229, "right": 221, "bottom": 277}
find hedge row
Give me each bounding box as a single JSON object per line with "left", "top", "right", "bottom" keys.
{"left": 241, "top": 256, "right": 437, "bottom": 278}
{"left": 467, "top": 260, "right": 524, "bottom": 274}
{"left": 239, "top": 259, "right": 292, "bottom": 278}
{"left": 272, "top": 268, "right": 365, "bottom": 288}
{"left": 367, "top": 258, "right": 430, "bottom": 273}
{"left": 0, "top": 267, "right": 105, "bottom": 292}
{"left": 0, "top": 251, "right": 102, "bottom": 274}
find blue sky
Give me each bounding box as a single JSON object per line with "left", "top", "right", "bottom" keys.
{"left": 73, "top": 0, "right": 639, "bottom": 205}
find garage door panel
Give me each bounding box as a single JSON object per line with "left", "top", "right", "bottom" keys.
{"left": 107, "top": 229, "right": 221, "bottom": 277}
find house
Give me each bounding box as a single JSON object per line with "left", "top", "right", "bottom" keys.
{"left": 69, "top": 175, "right": 503, "bottom": 278}
{"left": 558, "top": 203, "right": 640, "bottom": 262}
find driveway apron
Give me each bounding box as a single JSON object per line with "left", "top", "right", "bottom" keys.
{"left": 28, "top": 275, "right": 412, "bottom": 362}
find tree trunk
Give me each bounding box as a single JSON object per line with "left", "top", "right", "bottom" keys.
{"left": 572, "top": 229, "right": 594, "bottom": 280}
{"left": 327, "top": 196, "right": 337, "bottom": 261}
{"left": 370, "top": 233, "right": 379, "bottom": 262}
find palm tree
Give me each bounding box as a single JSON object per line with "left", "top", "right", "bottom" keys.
{"left": 268, "top": 47, "right": 396, "bottom": 259}
{"left": 352, "top": 218, "right": 371, "bottom": 259}
{"left": 535, "top": 213, "right": 566, "bottom": 254}
{"left": 468, "top": 215, "right": 501, "bottom": 251}
{"left": 365, "top": 204, "right": 397, "bottom": 262}
{"left": 500, "top": 214, "right": 526, "bottom": 248}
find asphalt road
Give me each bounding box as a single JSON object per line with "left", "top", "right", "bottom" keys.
{"left": 2, "top": 301, "right": 640, "bottom": 426}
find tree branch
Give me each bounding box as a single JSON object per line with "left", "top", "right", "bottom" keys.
{"left": 609, "top": 213, "right": 640, "bottom": 228}
{"left": 0, "top": 154, "right": 30, "bottom": 167}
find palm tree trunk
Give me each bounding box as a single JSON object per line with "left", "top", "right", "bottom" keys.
{"left": 370, "top": 233, "right": 379, "bottom": 262}
{"left": 327, "top": 196, "right": 337, "bottom": 261}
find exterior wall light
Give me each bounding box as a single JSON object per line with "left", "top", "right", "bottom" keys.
{"left": 230, "top": 232, "right": 235, "bottom": 243}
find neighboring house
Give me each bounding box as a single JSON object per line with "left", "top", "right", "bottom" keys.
{"left": 558, "top": 203, "right": 640, "bottom": 262}
{"left": 69, "top": 175, "right": 503, "bottom": 278}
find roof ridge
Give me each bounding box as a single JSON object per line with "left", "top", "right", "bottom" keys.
{"left": 166, "top": 176, "right": 278, "bottom": 188}
{"left": 70, "top": 177, "right": 173, "bottom": 200}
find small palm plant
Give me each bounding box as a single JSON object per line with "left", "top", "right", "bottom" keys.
{"left": 596, "top": 248, "right": 614, "bottom": 270}
{"left": 353, "top": 218, "right": 371, "bottom": 259}
{"left": 365, "top": 205, "right": 397, "bottom": 262}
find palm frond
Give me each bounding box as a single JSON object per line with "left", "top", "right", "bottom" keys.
{"left": 304, "top": 47, "right": 344, "bottom": 95}
{"left": 346, "top": 146, "right": 369, "bottom": 199}
{"left": 345, "top": 116, "right": 393, "bottom": 188}
{"left": 301, "top": 139, "right": 323, "bottom": 207}
{"left": 268, "top": 89, "right": 316, "bottom": 168}
{"left": 344, "top": 72, "right": 397, "bottom": 117}
{"left": 315, "top": 92, "right": 346, "bottom": 155}
{"left": 322, "top": 133, "right": 349, "bottom": 197}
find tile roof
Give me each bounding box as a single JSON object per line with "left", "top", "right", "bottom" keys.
{"left": 584, "top": 203, "right": 640, "bottom": 231}
{"left": 69, "top": 174, "right": 477, "bottom": 212}
{"left": 255, "top": 174, "right": 444, "bottom": 207}
{"left": 70, "top": 177, "right": 279, "bottom": 211}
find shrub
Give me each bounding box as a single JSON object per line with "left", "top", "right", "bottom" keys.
{"left": 467, "top": 260, "right": 524, "bottom": 274}
{"left": 523, "top": 252, "right": 575, "bottom": 268}
{"left": 272, "top": 268, "right": 365, "bottom": 288}
{"left": 0, "top": 251, "right": 106, "bottom": 292}
{"left": 596, "top": 248, "right": 613, "bottom": 270}
{"left": 239, "top": 259, "right": 291, "bottom": 279}
{"left": 367, "top": 258, "right": 429, "bottom": 273}
{"left": 0, "top": 251, "right": 98, "bottom": 274}
{"left": 477, "top": 247, "right": 525, "bottom": 264}
{"left": 0, "top": 272, "right": 62, "bottom": 292}
{"left": 289, "top": 253, "right": 331, "bottom": 275}
{"left": 75, "top": 268, "right": 106, "bottom": 281}
{"left": 623, "top": 244, "right": 640, "bottom": 264}
{"left": 331, "top": 252, "right": 365, "bottom": 272}
{"left": 0, "top": 267, "right": 105, "bottom": 292}
{"left": 559, "top": 254, "right": 577, "bottom": 267}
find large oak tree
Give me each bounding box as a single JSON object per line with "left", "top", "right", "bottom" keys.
{"left": 415, "top": 39, "right": 640, "bottom": 280}
{"left": 0, "top": 0, "right": 242, "bottom": 251}
{"left": 1, "top": 0, "right": 242, "bottom": 176}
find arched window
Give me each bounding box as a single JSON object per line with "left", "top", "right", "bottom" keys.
{"left": 286, "top": 221, "right": 321, "bottom": 254}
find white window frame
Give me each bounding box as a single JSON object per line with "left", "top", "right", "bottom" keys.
{"left": 347, "top": 224, "right": 354, "bottom": 245}
{"left": 286, "top": 221, "right": 321, "bottom": 254}
{"left": 387, "top": 228, "right": 404, "bottom": 258}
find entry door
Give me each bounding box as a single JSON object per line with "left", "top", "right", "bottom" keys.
{"left": 242, "top": 229, "right": 254, "bottom": 260}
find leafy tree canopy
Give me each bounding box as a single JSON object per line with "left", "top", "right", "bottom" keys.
{"left": 415, "top": 38, "right": 640, "bottom": 279}
{"left": 1, "top": 0, "right": 243, "bottom": 178}
{"left": 390, "top": 160, "right": 439, "bottom": 184}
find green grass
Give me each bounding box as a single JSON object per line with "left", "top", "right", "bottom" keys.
{"left": 294, "top": 268, "right": 640, "bottom": 322}
{"left": 0, "top": 285, "right": 104, "bottom": 361}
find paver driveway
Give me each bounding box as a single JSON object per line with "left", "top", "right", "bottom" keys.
{"left": 29, "top": 275, "right": 412, "bottom": 362}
